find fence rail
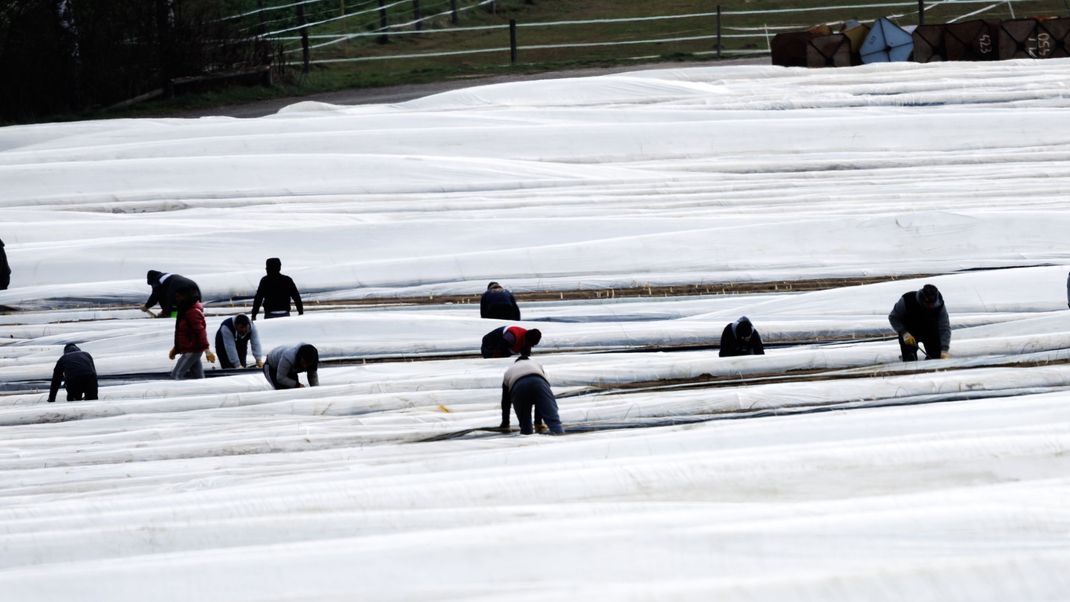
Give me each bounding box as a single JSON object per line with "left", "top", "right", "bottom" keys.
{"left": 230, "top": 0, "right": 1068, "bottom": 72}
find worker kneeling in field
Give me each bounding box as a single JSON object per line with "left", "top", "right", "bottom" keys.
{"left": 264, "top": 343, "right": 319, "bottom": 389}
{"left": 500, "top": 330, "right": 563, "bottom": 435}
{"left": 48, "top": 343, "right": 98, "bottom": 403}
{"left": 889, "top": 283, "right": 950, "bottom": 361}
{"left": 719, "top": 316, "right": 765, "bottom": 357}
{"left": 214, "top": 314, "right": 263, "bottom": 369}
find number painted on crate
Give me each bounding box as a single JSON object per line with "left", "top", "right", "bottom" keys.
{"left": 1031, "top": 32, "right": 1053, "bottom": 58}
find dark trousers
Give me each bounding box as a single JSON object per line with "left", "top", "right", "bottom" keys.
{"left": 214, "top": 331, "right": 248, "bottom": 369}
{"left": 264, "top": 310, "right": 290, "bottom": 319}
{"left": 262, "top": 362, "right": 299, "bottom": 390}
{"left": 899, "top": 332, "right": 941, "bottom": 361}
{"left": 511, "top": 375, "right": 563, "bottom": 435}
{"left": 66, "top": 376, "right": 98, "bottom": 401}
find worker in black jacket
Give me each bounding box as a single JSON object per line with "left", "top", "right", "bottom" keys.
{"left": 142, "top": 270, "right": 201, "bottom": 318}
{"left": 251, "top": 257, "right": 303, "bottom": 320}
{"left": 889, "top": 283, "right": 951, "bottom": 361}
{"left": 48, "top": 343, "right": 98, "bottom": 402}
{"left": 719, "top": 316, "right": 765, "bottom": 357}
{"left": 480, "top": 281, "right": 521, "bottom": 320}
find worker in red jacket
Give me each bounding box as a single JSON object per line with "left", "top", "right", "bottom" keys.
{"left": 169, "top": 289, "right": 215, "bottom": 379}
{"left": 481, "top": 325, "right": 537, "bottom": 358}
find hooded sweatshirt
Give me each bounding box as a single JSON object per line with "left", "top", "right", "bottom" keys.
{"left": 719, "top": 316, "right": 764, "bottom": 357}
{"left": 888, "top": 288, "right": 951, "bottom": 352}
{"left": 145, "top": 270, "right": 201, "bottom": 317}
{"left": 48, "top": 344, "right": 97, "bottom": 402}
{"left": 252, "top": 259, "right": 303, "bottom": 319}
{"left": 266, "top": 344, "right": 319, "bottom": 388}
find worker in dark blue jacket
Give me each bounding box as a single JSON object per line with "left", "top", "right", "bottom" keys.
{"left": 480, "top": 281, "right": 521, "bottom": 320}
{"left": 48, "top": 343, "right": 98, "bottom": 402}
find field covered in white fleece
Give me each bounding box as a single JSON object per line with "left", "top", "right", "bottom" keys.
{"left": 2, "top": 58, "right": 1070, "bottom": 600}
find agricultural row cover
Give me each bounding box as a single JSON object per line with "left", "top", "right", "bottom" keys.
{"left": 1, "top": 59, "right": 1070, "bottom": 600}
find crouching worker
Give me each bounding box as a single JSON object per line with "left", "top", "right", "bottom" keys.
{"left": 264, "top": 343, "right": 319, "bottom": 389}
{"left": 143, "top": 269, "right": 201, "bottom": 318}
{"left": 480, "top": 281, "right": 520, "bottom": 320}
{"left": 48, "top": 344, "right": 98, "bottom": 402}
{"left": 481, "top": 325, "right": 534, "bottom": 359}
{"left": 170, "top": 289, "right": 215, "bottom": 379}
{"left": 719, "top": 316, "right": 765, "bottom": 357}
{"left": 889, "top": 283, "right": 950, "bottom": 361}
{"left": 500, "top": 332, "right": 562, "bottom": 435}
{"left": 214, "top": 314, "right": 263, "bottom": 369}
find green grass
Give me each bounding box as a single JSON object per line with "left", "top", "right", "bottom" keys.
{"left": 93, "top": 0, "right": 1070, "bottom": 119}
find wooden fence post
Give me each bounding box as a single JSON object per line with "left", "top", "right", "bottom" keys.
{"left": 256, "top": 0, "right": 266, "bottom": 36}
{"left": 413, "top": 0, "right": 422, "bottom": 31}
{"left": 450, "top": 0, "right": 459, "bottom": 25}
{"left": 716, "top": 5, "right": 722, "bottom": 59}
{"left": 156, "top": 0, "right": 174, "bottom": 97}
{"left": 378, "top": 0, "right": 389, "bottom": 44}
{"left": 509, "top": 19, "right": 517, "bottom": 64}
{"left": 297, "top": 4, "right": 310, "bottom": 74}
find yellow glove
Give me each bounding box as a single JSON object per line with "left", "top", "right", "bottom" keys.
{"left": 939, "top": 351, "right": 950, "bottom": 359}
{"left": 205, "top": 350, "right": 216, "bottom": 364}
{"left": 902, "top": 332, "right": 916, "bottom": 346}
{"left": 255, "top": 359, "right": 264, "bottom": 369}
{"left": 168, "top": 347, "right": 176, "bottom": 360}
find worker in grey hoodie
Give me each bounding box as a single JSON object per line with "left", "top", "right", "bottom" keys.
{"left": 500, "top": 331, "right": 562, "bottom": 435}
{"left": 48, "top": 343, "right": 98, "bottom": 402}
{"left": 263, "top": 343, "right": 319, "bottom": 389}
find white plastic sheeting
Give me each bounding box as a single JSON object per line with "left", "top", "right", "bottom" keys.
{"left": 2, "top": 59, "right": 1070, "bottom": 601}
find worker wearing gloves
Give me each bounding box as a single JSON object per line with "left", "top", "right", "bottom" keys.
{"left": 143, "top": 269, "right": 201, "bottom": 318}
{"left": 889, "top": 283, "right": 951, "bottom": 361}
{"left": 169, "top": 289, "right": 215, "bottom": 379}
